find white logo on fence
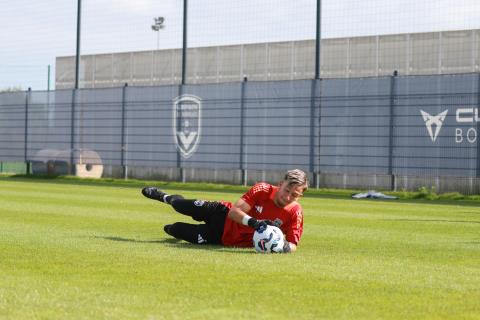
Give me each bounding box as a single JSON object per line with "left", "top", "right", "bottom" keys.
{"left": 173, "top": 95, "right": 202, "bottom": 158}
{"left": 420, "top": 110, "right": 448, "bottom": 142}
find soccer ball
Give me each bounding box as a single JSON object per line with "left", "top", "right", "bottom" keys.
{"left": 252, "top": 225, "right": 285, "bottom": 253}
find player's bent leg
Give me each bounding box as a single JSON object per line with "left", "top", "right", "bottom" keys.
{"left": 165, "top": 222, "right": 210, "bottom": 245}
{"left": 170, "top": 199, "right": 205, "bottom": 221}
{"left": 170, "top": 199, "right": 228, "bottom": 222}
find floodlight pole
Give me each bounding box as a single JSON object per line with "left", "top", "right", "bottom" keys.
{"left": 151, "top": 17, "right": 165, "bottom": 84}
{"left": 74, "top": 0, "right": 82, "bottom": 89}
{"left": 151, "top": 16, "right": 165, "bottom": 50}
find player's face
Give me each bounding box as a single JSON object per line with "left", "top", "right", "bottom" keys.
{"left": 274, "top": 182, "right": 304, "bottom": 207}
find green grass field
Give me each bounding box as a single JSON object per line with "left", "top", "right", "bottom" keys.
{"left": 1, "top": 177, "right": 479, "bottom": 319}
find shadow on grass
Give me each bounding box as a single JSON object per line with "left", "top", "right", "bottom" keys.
{"left": 464, "top": 241, "right": 480, "bottom": 245}
{"left": 95, "top": 236, "right": 255, "bottom": 254}
{"left": 97, "top": 236, "right": 167, "bottom": 244}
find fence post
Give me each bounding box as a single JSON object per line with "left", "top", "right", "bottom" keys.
{"left": 24, "top": 87, "right": 31, "bottom": 175}
{"left": 476, "top": 72, "right": 480, "bottom": 178}
{"left": 313, "top": 0, "right": 322, "bottom": 187}
{"left": 314, "top": 0, "right": 322, "bottom": 80}
{"left": 240, "top": 77, "right": 247, "bottom": 185}
{"left": 309, "top": 79, "right": 319, "bottom": 188}
{"left": 121, "top": 83, "right": 128, "bottom": 179}
{"left": 74, "top": 0, "right": 82, "bottom": 90}
{"left": 388, "top": 71, "right": 398, "bottom": 190}
{"left": 177, "top": 85, "right": 185, "bottom": 183}
{"left": 70, "top": 89, "right": 76, "bottom": 175}
{"left": 181, "top": 0, "right": 188, "bottom": 86}
{"left": 179, "top": 0, "right": 187, "bottom": 183}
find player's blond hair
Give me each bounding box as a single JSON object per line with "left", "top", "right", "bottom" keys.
{"left": 284, "top": 169, "right": 308, "bottom": 191}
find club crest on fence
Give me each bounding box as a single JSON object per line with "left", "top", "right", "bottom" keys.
{"left": 420, "top": 109, "right": 448, "bottom": 142}
{"left": 173, "top": 95, "right": 202, "bottom": 158}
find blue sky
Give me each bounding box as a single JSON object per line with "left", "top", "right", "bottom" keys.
{"left": 1, "top": 0, "right": 479, "bottom": 90}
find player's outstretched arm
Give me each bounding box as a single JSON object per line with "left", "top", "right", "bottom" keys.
{"left": 227, "top": 198, "right": 252, "bottom": 225}
{"left": 228, "top": 199, "right": 272, "bottom": 231}
{"left": 228, "top": 199, "right": 268, "bottom": 230}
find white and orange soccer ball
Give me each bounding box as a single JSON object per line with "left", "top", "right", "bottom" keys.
{"left": 252, "top": 225, "right": 285, "bottom": 253}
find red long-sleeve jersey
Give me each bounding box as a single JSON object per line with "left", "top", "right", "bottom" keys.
{"left": 220, "top": 182, "right": 304, "bottom": 247}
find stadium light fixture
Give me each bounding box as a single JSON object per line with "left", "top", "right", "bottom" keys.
{"left": 151, "top": 16, "right": 165, "bottom": 50}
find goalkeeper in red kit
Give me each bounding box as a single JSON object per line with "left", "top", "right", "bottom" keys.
{"left": 141, "top": 169, "right": 307, "bottom": 253}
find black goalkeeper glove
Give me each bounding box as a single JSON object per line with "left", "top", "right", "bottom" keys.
{"left": 247, "top": 218, "right": 275, "bottom": 231}
{"left": 282, "top": 241, "right": 292, "bottom": 253}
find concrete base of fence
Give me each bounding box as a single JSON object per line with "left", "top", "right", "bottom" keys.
{"left": 393, "top": 175, "right": 480, "bottom": 195}
{"left": 100, "top": 165, "right": 480, "bottom": 195}
{"left": 318, "top": 172, "right": 393, "bottom": 191}
{"left": 319, "top": 172, "right": 480, "bottom": 194}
